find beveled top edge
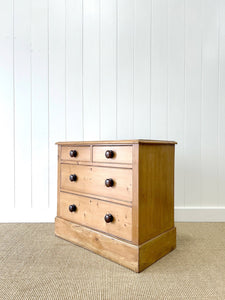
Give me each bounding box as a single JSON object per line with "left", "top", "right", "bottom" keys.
{"left": 55, "top": 139, "right": 177, "bottom": 145}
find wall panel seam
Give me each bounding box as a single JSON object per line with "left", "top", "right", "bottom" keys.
{"left": 200, "top": 0, "right": 203, "bottom": 208}
{"left": 217, "top": 0, "right": 220, "bottom": 206}
{"left": 166, "top": 0, "right": 169, "bottom": 140}
{"left": 149, "top": 0, "right": 152, "bottom": 138}
{"left": 30, "top": 0, "right": 33, "bottom": 208}
{"left": 82, "top": 0, "right": 84, "bottom": 141}
{"left": 47, "top": 0, "right": 50, "bottom": 208}
{"left": 131, "top": 0, "right": 135, "bottom": 138}
{"left": 65, "top": 0, "right": 67, "bottom": 141}
{"left": 12, "top": 0, "right": 16, "bottom": 208}
{"left": 99, "top": 0, "right": 102, "bottom": 140}
{"left": 115, "top": 0, "right": 118, "bottom": 139}
{"left": 183, "top": 0, "right": 187, "bottom": 207}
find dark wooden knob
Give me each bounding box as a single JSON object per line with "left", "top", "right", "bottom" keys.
{"left": 69, "top": 174, "right": 77, "bottom": 182}
{"left": 104, "top": 213, "right": 113, "bottom": 223}
{"left": 70, "top": 150, "right": 77, "bottom": 157}
{"left": 105, "top": 150, "right": 114, "bottom": 159}
{"left": 69, "top": 204, "right": 77, "bottom": 212}
{"left": 105, "top": 178, "right": 114, "bottom": 187}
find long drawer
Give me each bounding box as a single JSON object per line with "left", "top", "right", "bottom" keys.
{"left": 60, "top": 164, "right": 132, "bottom": 202}
{"left": 59, "top": 192, "right": 132, "bottom": 241}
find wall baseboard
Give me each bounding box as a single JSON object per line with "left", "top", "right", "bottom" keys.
{"left": 0, "top": 208, "right": 56, "bottom": 223}
{"left": 175, "top": 207, "right": 225, "bottom": 222}
{"left": 0, "top": 207, "right": 224, "bottom": 223}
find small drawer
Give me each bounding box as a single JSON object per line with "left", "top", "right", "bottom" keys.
{"left": 93, "top": 146, "right": 132, "bottom": 164}
{"left": 61, "top": 146, "right": 90, "bottom": 162}
{"left": 60, "top": 164, "right": 132, "bottom": 202}
{"left": 59, "top": 192, "right": 132, "bottom": 241}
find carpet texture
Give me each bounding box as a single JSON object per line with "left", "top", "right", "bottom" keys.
{"left": 0, "top": 223, "right": 224, "bottom": 299}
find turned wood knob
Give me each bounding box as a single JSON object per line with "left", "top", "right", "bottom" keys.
{"left": 104, "top": 213, "right": 113, "bottom": 223}
{"left": 105, "top": 150, "right": 114, "bottom": 159}
{"left": 70, "top": 150, "right": 77, "bottom": 157}
{"left": 105, "top": 178, "right": 114, "bottom": 187}
{"left": 69, "top": 204, "right": 77, "bottom": 212}
{"left": 69, "top": 174, "right": 77, "bottom": 182}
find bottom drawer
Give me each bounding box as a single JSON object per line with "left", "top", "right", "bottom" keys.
{"left": 58, "top": 192, "right": 132, "bottom": 241}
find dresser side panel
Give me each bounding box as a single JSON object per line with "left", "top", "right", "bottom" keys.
{"left": 138, "top": 144, "right": 175, "bottom": 244}
{"left": 138, "top": 227, "right": 176, "bottom": 272}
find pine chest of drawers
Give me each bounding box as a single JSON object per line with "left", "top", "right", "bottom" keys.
{"left": 55, "top": 140, "right": 176, "bottom": 272}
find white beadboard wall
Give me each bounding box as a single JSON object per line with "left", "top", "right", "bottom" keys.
{"left": 0, "top": 0, "right": 225, "bottom": 222}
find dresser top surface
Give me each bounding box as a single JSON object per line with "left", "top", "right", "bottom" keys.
{"left": 56, "top": 139, "right": 177, "bottom": 145}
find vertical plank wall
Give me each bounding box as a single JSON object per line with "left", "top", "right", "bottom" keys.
{"left": 0, "top": 0, "right": 224, "bottom": 221}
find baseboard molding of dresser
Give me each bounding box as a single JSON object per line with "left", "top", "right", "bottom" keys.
{"left": 138, "top": 226, "right": 176, "bottom": 272}
{"left": 55, "top": 217, "right": 176, "bottom": 273}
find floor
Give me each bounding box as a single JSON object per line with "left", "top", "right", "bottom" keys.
{"left": 0, "top": 223, "right": 224, "bottom": 299}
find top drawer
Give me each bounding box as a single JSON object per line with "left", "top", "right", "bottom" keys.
{"left": 93, "top": 146, "right": 132, "bottom": 164}
{"left": 61, "top": 146, "right": 91, "bottom": 162}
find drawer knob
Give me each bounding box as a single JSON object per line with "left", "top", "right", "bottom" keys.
{"left": 70, "top": 150, "right": 77, "bottom": 157}
{"left": 104, "top": 213, "right": 113, "bottom": 223}
{"left": 69, "top": 204, "right": 77, "bottom": 212}
{"left": 105, "top": 150, "right": 114, "bottom": 159}
{"left": 69, "top": 174, "right": 77, "bottom": 182}
{"left": 105, "top": 178, "right": 114, "bottom": 187}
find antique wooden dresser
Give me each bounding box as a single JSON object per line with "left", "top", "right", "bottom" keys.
{"left": 55, "top": 140, "right": 176, "bottom": 272}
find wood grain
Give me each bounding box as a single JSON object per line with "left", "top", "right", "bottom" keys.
{"left": 56, "top": 139, "right": 177, "bottom": 145}
{"left": 59, "top": 160, "right": 132, "bottom": 169}
{"left": 55, "top": 217, "right": 176, "bottom": 272}
{"left": 56, "top": 140, "right": 176, "bottom": 272}
{"left": 60, "top": 163, "right": 132, "bottom": 202}
{"left": 57, "top": 145, "right": 62, "bottom": 215}
{"left": 55, "top": 217, "right": 138, "bottom": 272}
{"left": 60, "top": 189, "right": 132, "bottom": 206}
{"left": 138, "top": 144, "right": 175, "bottom": 244}
{"left": 139, "top": 227, "right": 176, "bottom": 272}
{"left": 93, "top": 145, "right": 132, "bottom": 164}
{"left": 61, "top": 146, "right": 91, "bottom": 162}
{"left": 58, "top": 192, "right": 132, "bottom": 241}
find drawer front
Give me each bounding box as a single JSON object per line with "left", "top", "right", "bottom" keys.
{"left": 61, "top": 164, "right": 132, "bottom": 202}
{"left": 93, "top": 146, "right": 132, "bottom": 164}
{"left": 59, "top": 192, "right": 132, "bottom": 241}
{"left": 61, "top": 146, "right": 90, "bottom": 162}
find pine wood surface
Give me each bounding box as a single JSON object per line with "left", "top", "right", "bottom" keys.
{"left": 60, "top": 163, "right": 132, "bottom": 202}
{"left": 138, "top": 144, "right": 175, "bottom": 244}
{"left": 58, "top": 192, "right": 132, "bottom": 241}
{"left": 55, "top": 139, "right": 176, "bottom": 272}
{"left": 55, "top": 217, "right": 138, "bottom": 272}
{"left": 138, "top": 227, "right": 176, "bottom": 272}
{"left": 56, "top": 139, "right": 177, "bottom": 145}
{"left": 93, "top": 145, "right": 132, "bottom": 164}
{"left": 55, "top": 217, "right": 176, "bottom": 272}
{"left": 61, "top": 146, "right": 91, "bottom": 162}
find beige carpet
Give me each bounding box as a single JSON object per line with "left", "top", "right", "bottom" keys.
{"left": 0, "top": 223, "right": 224, "bottom": 299}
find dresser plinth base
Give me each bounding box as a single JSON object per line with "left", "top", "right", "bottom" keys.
{"left": 55, "top": 217, "right": 176, "bottom": 272}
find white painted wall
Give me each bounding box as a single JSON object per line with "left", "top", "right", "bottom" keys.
{"left": 0, "top": 0, "right": 224, "bottom": 222}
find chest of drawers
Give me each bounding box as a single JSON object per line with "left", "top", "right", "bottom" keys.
{"left": 55, "top": 140, "right": 176, "bottom": 272}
